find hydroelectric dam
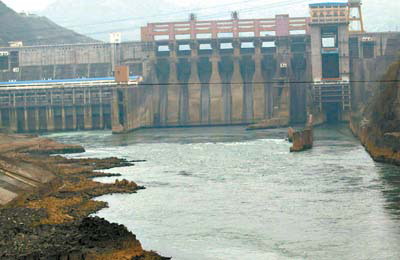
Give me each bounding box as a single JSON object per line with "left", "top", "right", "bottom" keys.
{"left": 0, "top": 1, "right": 399, "bottom": 133}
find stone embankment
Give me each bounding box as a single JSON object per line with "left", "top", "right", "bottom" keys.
{"left": 350, "top": 60, "right": 400, "bottom": 166}
{"left": 350, "top": 117, "right": 400, "bottom": 165}
{"left": 0, "top": 134, "right": 169, "bottom": 259}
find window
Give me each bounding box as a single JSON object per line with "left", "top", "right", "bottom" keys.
{"left": 322, "top": 36, "right": 336, "bottom": 48}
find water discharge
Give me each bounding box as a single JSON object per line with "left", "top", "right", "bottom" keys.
{"left": 46, "top": 125, "right": 400, "bottom": 260}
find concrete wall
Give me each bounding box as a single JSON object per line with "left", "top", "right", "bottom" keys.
{"left": 112, "top": 36, "right": 312, "bottom": 132}
{"left": 350, "top": 32, "right": 400, "bottom": 110}
{"left": 0, "top": 42, "right": 149, "bottom": 82}
{"left": 0, "top": 32, "right": 398, "bottom": 133}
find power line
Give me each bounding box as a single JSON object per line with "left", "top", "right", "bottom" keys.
{"left": 58, "top": 0, "right": 262, "bottom": 28}
{"left": 1, "top": 0, "right": 263, "bottom": 35}
{"left": 0, "top": 0, "right": 315, "bottom": 41}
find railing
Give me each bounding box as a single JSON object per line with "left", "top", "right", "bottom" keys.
{"left": 0, "top": 77, "right": 142, "bottom": 90}
{"left": 141, "top": 16, "right": 310, "bottom": 41}
{"left": 0, "top": 89, "right": 114, "bottom": 108}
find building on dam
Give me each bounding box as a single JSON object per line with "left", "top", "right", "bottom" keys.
{"left": 0, "top": 0, "right": 398, "bottom": 133}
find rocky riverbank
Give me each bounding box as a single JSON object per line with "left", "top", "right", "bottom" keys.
{"left": 0, "top": 133, "right": 169, "bottom": 259}
{"left": 350, "top": 60, "right": 400, "bottom": 166}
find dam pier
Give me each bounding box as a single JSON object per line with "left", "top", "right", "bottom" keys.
{"left": 0, "top": 1, "right": 398, "bottom": 133}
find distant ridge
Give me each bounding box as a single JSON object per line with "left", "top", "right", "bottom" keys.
{"left": 0, "top": 1, "right": 96, "bottom": 47}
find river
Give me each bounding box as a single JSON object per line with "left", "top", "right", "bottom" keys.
{"left": 46, "top": 125, "right": 400, "bottom": 260}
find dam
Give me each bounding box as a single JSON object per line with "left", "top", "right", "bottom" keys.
{"left": 0, "top": 1, "right": 399, "bottom": 133}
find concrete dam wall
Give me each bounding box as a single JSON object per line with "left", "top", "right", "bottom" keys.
{"left": 0, "top": 11, "right": 399, "bottom": 133}
{"left": 111, "top": 36, "right": 311, "bottom": 132}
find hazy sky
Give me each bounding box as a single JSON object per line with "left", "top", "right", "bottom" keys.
{"left": 3, "top": 0, "right": 348, "bottom": 12}
{"left": 2, "top": 0, "right": 55, "bottom": 12}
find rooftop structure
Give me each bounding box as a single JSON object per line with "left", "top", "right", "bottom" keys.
{"left": 309, "top": 2, "right": 349, "bottom": 25}
{"left": 141, "top": 15, "right": 310, "bottom": 42}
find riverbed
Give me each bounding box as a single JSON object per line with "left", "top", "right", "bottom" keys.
{"left": 46, "top": 125, "right": 400, "bottom": 260}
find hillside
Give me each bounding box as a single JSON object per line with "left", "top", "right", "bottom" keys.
{"left": 0, "top": 1, "right": 95, "bottom": 47}
{"left": 40, "top": 0, "right": 400, "bottom": 42}
{"left": 350, "top": 60, "right": 400, "bottom": 165}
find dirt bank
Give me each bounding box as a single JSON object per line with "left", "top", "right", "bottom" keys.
{"left": 350, "top": 60, "right": 400, "bottom": 166}
{"left": 0, "top": 133, "right": 170, "bottom": 259}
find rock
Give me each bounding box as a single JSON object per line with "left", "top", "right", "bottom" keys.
{"left": 290, "top": 128, "right": 313, "bottom": 152}
{"left": 0, "top": 133, "right": 166, "bottom": 259}
{"left": 289, "top": 115, "right": 314, "bottom": 152}
{"left": 350, "top": 60, "right": 400, "bottom": 165}
{"left": 287, "top": 127, "right": 295, "bottom": 142}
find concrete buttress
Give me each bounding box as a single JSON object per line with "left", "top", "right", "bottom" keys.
{"left": 253, "top": 48, "right": 265, "bottom": 121}
{"left": 167, "top": 59, "right": 180, "bottom": 125}
{"left": 188, "top": 58, "right": 201, "bottom": 124}
{"left": 209, "top": 56, "right": 223, "bottom": 123}
{"left": 231, "top": 55, "right": 244, "bottom": 124}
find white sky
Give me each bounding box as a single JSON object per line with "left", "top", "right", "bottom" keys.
{"left": 2, "top": 0, "right": 347, "bottom": 12}
{"left": 2, "top": 0, "right": 55, "bottom": 12}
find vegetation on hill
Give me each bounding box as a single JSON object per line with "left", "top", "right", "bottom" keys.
{"left": 0, "top": 1, "right": 95, "bottom": 46}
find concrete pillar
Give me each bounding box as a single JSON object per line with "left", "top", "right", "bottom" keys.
{"left": 145, "top": 59, "right": 162, "bottom": 126}
{"left": 84, "top": 90, "right": 93, "bottom": 130}
{"left": 338, "top": 24, "right": 350, "bottom": 80}
{"left": 46, "top": 107, "right": 55, "bottom": 132}
{"left": 35, "top": 108, "right": 40, "bottom": 131}
{"left": 98, "top": 89, "right": 104, "bottom": 129}
{"left": 61, "top": 107, "right": 66, "bottom": 130}
{"left": 84, "top": 106, "right": 93, "bottom": 130}
{"left": 253, "top": 46, "right": 265, "bottom": 121}
{"left": 231, "top": 55, "right": 244, "bottom": 124}
{"left": 278, "top": 85, "right": 290, "bottom": 119}
{"left": 167, "top": 60, "right": 180, "bottom": 125}
{"left": 310, "top": 26, "right": 322, "bottom": 82}
{"left": 188, "top": 58, "right": 201, "bottom": 124}
{"left": 72, "top": 107, "right": 77, "bottom": 130}
{"left": 153, "top": 83, "right": 161, "bottom": 126}
{"left": 87, "top": 64, "right": 91, "bottom": 78}
{"left": 53, "top": 65, "right": 56, "bottom": 79}
{"left": 24, "top": 108, "right": 29, "bottom": 132}
{"left": 111, "top": 89, "right": 124, "bottom": 133}
{"left": 209, "top": 56, "right": 223, "bottom": 124}
{"left": 9, "top": 109, "right": 18, "bottom": 132}
{"left": 99, "top": 105, "right": 104, "bottom": 129}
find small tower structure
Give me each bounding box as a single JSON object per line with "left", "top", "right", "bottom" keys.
{"left": 309, "top": 2, "right": 352, "bottom": 121}
{"left": 348, "top": 0, "right": 365, "bottom": 33}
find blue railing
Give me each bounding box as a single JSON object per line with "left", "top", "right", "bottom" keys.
{"left": 0, "top": 76, "right": 141, "bottom": 86}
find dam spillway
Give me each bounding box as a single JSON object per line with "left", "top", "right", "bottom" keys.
{"left": 0, "top": 2, "right": 399, "bottom": 133}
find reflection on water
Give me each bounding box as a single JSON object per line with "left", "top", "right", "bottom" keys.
{"left": 376, "top": 164, "right": 400, "bottom": 216}
{"left": 46, "top": 125, "right": 400, "bottom": 260}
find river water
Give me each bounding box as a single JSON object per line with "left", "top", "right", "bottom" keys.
{"left": 46, "top": 125, "right": 400, "bottom": 260}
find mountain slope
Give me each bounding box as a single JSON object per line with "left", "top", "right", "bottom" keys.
{"left": 0, "top": 1, "right": 95, "bottom": 47}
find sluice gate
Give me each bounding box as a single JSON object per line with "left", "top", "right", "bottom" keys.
{"left": 0, "top": 1, "right": 399, "bottom": 133}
